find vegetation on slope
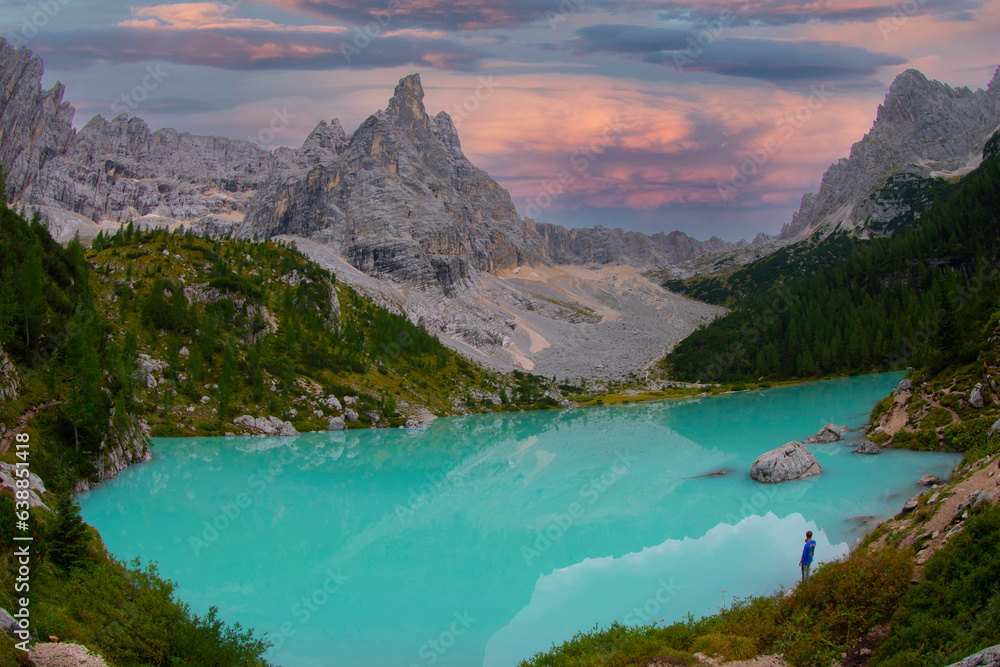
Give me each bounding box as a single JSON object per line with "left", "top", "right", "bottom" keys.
{"left": 664, "top": 134, "right": 1000, "bottom": 383}
{"left": 86, "top": 223, "right": 557, "bottom": 437}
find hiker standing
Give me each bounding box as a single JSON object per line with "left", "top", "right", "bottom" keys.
{"left": 799, "top": 531, "right": 817, "bottom": 583}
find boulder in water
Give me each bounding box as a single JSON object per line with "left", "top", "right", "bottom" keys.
{"left": 750, "top": 441, "right": 822, "bottom": 483}
{"left": 853, "top": 440, "right": 881, "bottom": 455}
{"left": 803, "top": 423, "right": 846, "bottom": 444}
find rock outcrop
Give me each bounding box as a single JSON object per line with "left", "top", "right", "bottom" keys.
{"left": 238, "top": 74, "right": 547, "bottom": 292}
{"left": 777, "top": 67, "right": 1000, "bottom": 242}
{"left": 0, "top": 40, "right": 75, "bottom": 202}
{"left": 535, "top": 223, "right": 741, "bottom": 270}
{"left": 803, "top": 423, "right": 847, "bottom": 444}
{"left": 918, "top": 474, "right": 942, "bottom": 486}
{"left": 0, "top": 461, "right": 47, "bottom": 508}
{"left": 674, "top": 67, "right": 1000, "bottom": 278}
{"left": 750, "top": 441, "right": 822, "bottom": 483}
{"left": 233, "top": 414, "right": 299, "bottom": 437}
{"left": 970, "top": 383, "right": 985, "bottom": 408}
{"left": 853, "top": 440, "right": 881, "bottom": 455}
{"left": 0, "top": 348, "right": 19, "bottom": 402}
{"left": 0, "top": 42, "right": 736, "bottom": 282}
{"left": 946, "top": 645, "right": 1000, "bottom": 667}
{"left": 82, "top": 411, "right": 152, "bottom": 490}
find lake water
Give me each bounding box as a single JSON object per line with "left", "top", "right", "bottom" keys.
{"left": 78, "top": 374, "right": 961, "bottom": 667}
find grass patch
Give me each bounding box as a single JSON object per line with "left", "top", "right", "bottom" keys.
{"left": 921, "top": 406, "right": 954, "bottom": 430}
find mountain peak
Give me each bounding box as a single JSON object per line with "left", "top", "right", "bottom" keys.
{"left": 393, "top": 73, "right": 424, "bottom": 101}
{"left": 387, "top": 74, "right": 427, "bottom": 123}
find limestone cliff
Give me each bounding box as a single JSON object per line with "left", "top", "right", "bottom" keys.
{"left": 779, "top": 67, "right": 1000, "bottom": 241}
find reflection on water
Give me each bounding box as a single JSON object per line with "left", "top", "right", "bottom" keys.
{"left": 79, "top": 373, "right": 960, "bottom": 667}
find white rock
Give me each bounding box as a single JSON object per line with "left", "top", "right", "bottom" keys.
{"left": 323, "top": 395, "right": 342, "bottom": 410}
{"left": 344, "top": 408, "right": 359, "bottom": 423}
{"left": 179, "top": 346, "right": 190, "bottom": 356}
{"left": 344, "top": 396, "right": 357, "bottom": 406}
{"left": 233, "top": 415, "right": 255, "bottom": 427}
{"left": 328, "top": 416, "right": 346, "bottom": 431}
{"left": 970, "top": 383, "right": 985, "bottom": 409}
{"left": 750, "top": 441, "right": 822, "bottom": 483}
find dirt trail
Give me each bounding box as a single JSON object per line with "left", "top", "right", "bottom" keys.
{"left": 29, "top": 642, "right": 108, "bottom": 667}
{"left": 0, "top": 399, "right": 61, "bottom": 456}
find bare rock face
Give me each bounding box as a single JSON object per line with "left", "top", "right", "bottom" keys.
{"left": 778, "top": 67, "right": 1000, "bottom": 242}
{"left": 0, "top": 348, "right": 19, "bottom": 402}
{"left": 945, "top": 644, "right": 1000, "bottom": 667}
{"left": 239, "top": 74, "right": 546, "bottom": 291}
{"left": 535, "top": 223, "right": 741, "bottom": 270}
{"left": 0, "top": 40, "right": 75, "bottom": 202}
{"left": 803, "top": 423, "right": 847, "bottom": 444}
{"left": 750, "top": 441, "right": 822, "bottom": 483}
{"left": 24, "top": 112, "right": 274, "bottom": 229}
{"left": 682, "top": 67, "right": 1000, "bottom": 277}
{"left": 87, "top": 411, "right": 152, "bottom": 488}
{"left": 969, "top": 383, "right": 985, "bottom": 409}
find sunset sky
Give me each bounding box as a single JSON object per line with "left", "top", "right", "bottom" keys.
{"left": 3, "top": 0, "right": 997, "bottom": 241}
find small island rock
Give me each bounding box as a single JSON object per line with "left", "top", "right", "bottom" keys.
{"left": 750, "top": 441, "right": 822, "bottom": 483}
{"left": 803, "top": 423, "right": 847, "bottom": 444}
{"left": 918, "top": 474, "right": 941, "bottom": 486}
{"left": 853, "top": 440, "right": 881, "bottom": 455}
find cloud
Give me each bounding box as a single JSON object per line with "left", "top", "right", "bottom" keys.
{"left": 653, "top": 0, "right": 986, "bottom": 27}
{"left": 29, "top": 25, "right": 482, "bottom": 71}
{"left": 255, "top": 0, "right": 550, "bottom": 31}
{"left": 568, "top": 25, "right": 906, "bottom": 82}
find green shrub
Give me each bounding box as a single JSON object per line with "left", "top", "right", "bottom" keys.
{"left": 870, "top": 431, "right": 891, "bottom": 446}
{"left": 871, "top": 396, "right": 894, "bottom": 423}
{"left": 872, "top": 504, "right": 1000, "bottom": 666}
{"left": 921, "top": 407, "right": 954, "bottom": 430}
{"left": 891, "top": 429, "right": 939, "bottom": 451}
{"left": 941, "top": 416, "right": 995, "bottom": 459}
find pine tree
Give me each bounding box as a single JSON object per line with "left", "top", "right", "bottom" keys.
{"left": 47, "top": 492, "right": 90, "bottom": 572}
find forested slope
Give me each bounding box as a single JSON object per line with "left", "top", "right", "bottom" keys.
{"left": 664, "top": 132, "right": 1000, "bottom": 384}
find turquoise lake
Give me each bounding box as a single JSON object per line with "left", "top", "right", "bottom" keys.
{"left": 78, "top": 373, "right": 962, "bottom": 667}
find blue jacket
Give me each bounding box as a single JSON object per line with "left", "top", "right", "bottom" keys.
{"left": 801, "top": 539, "right": 816, "bottom": 565}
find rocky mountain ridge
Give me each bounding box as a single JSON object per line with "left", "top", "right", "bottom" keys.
{"left": 671, "top": 66, "right": 1000, "bottom": 278}
{"left": 0, "top": 40, "right": 731, "bottom": 376}
{"left": 0, "top": 39, "right": 733, "bottom": 282}
{"left": 779, "top": 66, "right": 1000, "bottom": 241}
